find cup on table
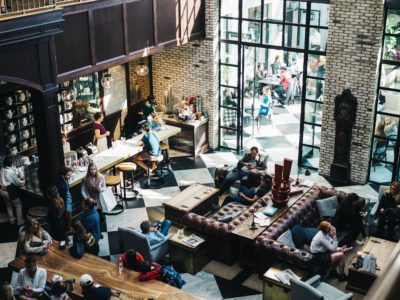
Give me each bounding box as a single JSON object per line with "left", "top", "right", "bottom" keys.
{"left": 177, "top": 229, "right": 184, "bottom": 239}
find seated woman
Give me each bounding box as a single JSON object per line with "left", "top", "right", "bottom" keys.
{"left": 377, "top": 181, "right": 400, "bottom": 240}
{"left": 334, "top": 193, "right": 367, "bottom": 246}
{"left": 258, "top": 86, "right": 273, "bottom": 121}
{"left": 222, "top": 174, "right": 272, "bottom": 206}
{"left": 19, "top": 217, "right": 52, "bottom": 254}
{"left": 310, "top": 221, "right": 348, "bottom": 281}
{"left": 70, "top": 221, "right": 99, "bottom": 258}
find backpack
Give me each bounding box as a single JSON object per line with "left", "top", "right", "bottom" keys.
{"left": 161, "top": 266, "right": 186, "bottom": 289}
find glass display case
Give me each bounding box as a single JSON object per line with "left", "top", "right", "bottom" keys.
{"left": 0, "top": 89, "right": 36, "bottom": 155}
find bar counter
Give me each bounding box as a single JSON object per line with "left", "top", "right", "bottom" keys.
{"left": 69, "top": 124, "right": 181, "bottom": 187}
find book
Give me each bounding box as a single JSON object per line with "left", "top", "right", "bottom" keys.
{"left": 263, "top": 206, "right": 278, "bottom": 217}
{"left": 274, "top": 269, "right": 300, "bottom": 285}
{"left": 183, "top": 234, "right": 205, "bottom": 248}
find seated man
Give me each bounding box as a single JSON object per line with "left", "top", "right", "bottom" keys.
{"left": 16, "top": 255, "right": 47, "bottom": 300}
{"left": 80, "top": 274, "right": 112, "bottom": 300}
{"left": 273, "top": 67, "right": 291, "bottom": 104}
{"left": 140, "top": 220, "right": 171, "bottom": 245}
{"left": 134, "top": 124, "right": 161, "bottom": 174}
{"left": 218, "top": 146, "right": 267, "bottom": 196}
{"left": 223, "top": 174, "right": 272, "bottom": 206}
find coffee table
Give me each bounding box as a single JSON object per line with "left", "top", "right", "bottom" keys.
{"left": 169, "top": 228, "right": 210, "bottom": 274}
{"left": 347, "top": 237, "right": 397, "bottom": 294}
{"left": 231, "top": 185, "right": 314, "bottom": 269}
{"left": 163, "top": 183, "right": 219, "bottom": 227}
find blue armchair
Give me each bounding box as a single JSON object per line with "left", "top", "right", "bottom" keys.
{"left": 290, "top": 275, "right": 353, "bottom": 300}
{"left": 118, "top": 227, "right": 172, "bottom": 262}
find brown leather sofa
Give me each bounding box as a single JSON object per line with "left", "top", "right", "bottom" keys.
{"left": 255, "top": 186, "right": 364, "bottom": 274}
{"left": 183, "top": 199, "right": 268, "bottom": 265}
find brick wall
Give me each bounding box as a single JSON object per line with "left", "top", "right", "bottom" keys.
{"left": 151, "top": 0, "right": 219, "bottom": 149}
{"left": 319, "top": 0, "right": 384, "bottom": 183}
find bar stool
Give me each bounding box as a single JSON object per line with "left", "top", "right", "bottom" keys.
{"left": 117, "top": 162, "right": 139, "bottom": 202}
{"left": 160, "top": 142, "right": 172, "bottom": 174}
{"left": 146, "top": 154, "right": 165, "bottom": 188}
{"left": 28, "top": 206, "right": 48, "bottom": 230}
{"left": 104, "top": 175, "right": 124, "bottom": 215}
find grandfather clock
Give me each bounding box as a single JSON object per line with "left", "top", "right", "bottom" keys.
{"left": 330, "top": 89, "right": 357, "bottom": 184}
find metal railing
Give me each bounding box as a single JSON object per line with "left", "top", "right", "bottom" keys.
{"left": 0, "top": 0, "right": 93, "bottom": 17}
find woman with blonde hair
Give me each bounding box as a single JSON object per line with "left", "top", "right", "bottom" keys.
{"left": 19, "top": 217, "right": 52, "bottom": 254}
{"left": 310, "top": 221, "right": 348, "bottom": 281}
{"left": 47, "top": 185, "right": 67, "bottom": 242}
{"left": 81, "top": 163, "right": 105, "bottom": 215}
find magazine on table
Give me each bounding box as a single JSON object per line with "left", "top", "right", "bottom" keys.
{"left": 274, "top": 269, "right": 300, "bottom": 285}
{"left": 183, "top": 234, "right": 205, "bottom": 247}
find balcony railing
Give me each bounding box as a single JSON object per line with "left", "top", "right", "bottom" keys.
{"left": 0, "top": 0, "right": 94, "bottom": 18}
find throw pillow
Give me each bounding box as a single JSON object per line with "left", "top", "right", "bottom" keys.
{"left": 316, "top": 195, "right": 338, "bottom": 219}
{"left": 277, "top": 229, "right": 296, "bottom": 248}
{"left": 290, "top": 224, "right": 307, "bottom": 248}
{"left": 303, "top": 227, "right": 319, "bottom": 244}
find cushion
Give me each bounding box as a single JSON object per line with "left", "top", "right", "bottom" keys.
{"left": 290, "top": 224, "right": 306, "bottom": 248}
{"left": 303, "top": 227, "right": 319, "bottom": 244}
{"left": 316, "top": 195, "right": 338, "bottom": 218}
{"left": 277, "top": 229, "right": 296, "bottom": 248}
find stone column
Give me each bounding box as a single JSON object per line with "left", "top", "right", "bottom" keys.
{"left": 319, "top": 0, "right": 384, "bottom": 184}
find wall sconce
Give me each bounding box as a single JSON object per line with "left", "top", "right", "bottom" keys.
{"left": 135, "top": 59, "right": 149, "bottom": 77}
{"left": 101, "top": 72, "right": 114, "bottom": 90}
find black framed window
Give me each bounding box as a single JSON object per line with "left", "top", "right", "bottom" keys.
{"left": 369, "top": 7, "right": 400, "bottom": 184}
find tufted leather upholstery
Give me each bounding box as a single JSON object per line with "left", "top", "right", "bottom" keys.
{"left": 255, "top": 186, "right": 365, "bottom": 273}
{"left": 182, "top": 198, "right": 269, "bottom": 265}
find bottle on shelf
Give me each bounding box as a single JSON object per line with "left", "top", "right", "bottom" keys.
{"left": 118, "top": 256, "right": 124, "bottom": 275}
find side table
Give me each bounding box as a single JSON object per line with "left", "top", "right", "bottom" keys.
{"left": 169, "top": 229, "right": 210, "bottom": 275}
{"left": 263, "top": 262, "right": 307, "bottom": 300}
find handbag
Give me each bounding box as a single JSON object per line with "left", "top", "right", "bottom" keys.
{"left": 69, "top": 239, "right": 85, "bottom": 259}
{"left": 99, "top": 187, "right": 118, "bottom": 213}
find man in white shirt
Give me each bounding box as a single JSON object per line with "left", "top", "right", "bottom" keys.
{"left": 0, "top": 156, "right": 24, "bottom": 225}
{"left": 16, "top": 255, "right": 47, "bottom": 299}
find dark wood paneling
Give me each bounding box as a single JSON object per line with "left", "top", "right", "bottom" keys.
{"left": 126, "top": 0, "right": 155, "bottom": 52}
{"left": 92, "top": 5, "right": 125, "bottom": 63}
{"left": 55, "top": 12, "right": 92, "bottom": 74}
{"left": 156, "top": 0, "right": 179, "bottom": 45}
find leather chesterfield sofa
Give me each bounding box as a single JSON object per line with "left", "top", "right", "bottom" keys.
{"left": 255, "top": 186, "right": 364, "bottom": 274}
{"left": 183, "top": 199, "right": 268, "bottom": 265}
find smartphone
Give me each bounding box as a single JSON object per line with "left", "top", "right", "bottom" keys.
{"left": 59, "top": 240, "right": 66, "bottom": 250}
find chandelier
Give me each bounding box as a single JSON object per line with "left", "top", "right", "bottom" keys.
{"left": 135, "top": 58, "right": 149, "bottom": 77}
{"left": 101, "top": 72, "right": 114, "bottom": 89}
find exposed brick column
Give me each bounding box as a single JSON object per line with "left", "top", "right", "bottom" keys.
{"left": 319, "top": 0, "right": 384, "bottom": 184}
{"left": 152, "top": 0, "right": 220, "bottom": 149}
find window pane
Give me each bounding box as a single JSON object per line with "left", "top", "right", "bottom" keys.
{"left": 383, "top": 36, "right": 400, "bottom": 62}
{"left": 262, "top": 23, "right": 283, "bottom": 46}
{"left": 220, "top": 65, "right": 238, "bottom": 86}
{"left": 374, "top": 114, "right": 399, "bottom": 142}
{"left": 304, "top": 101, "right": 322, "bottom": 125}
{"left": 301, "top": 145, "right": 320, "bottom": 169}
{"left": 309, "top": 28, "right": 328, "bottom": 51}
{"left": 303, "top": 124, "right": 321, "bottom": 147}
{"left": 241, "top": 21, "right": 261, "bottom": 43}
{"left": 386, "top": 9, "right": 400, "bottom": 34}
{"left": 380, "top": 64, "right": 400, "bottom": 90}
{"left": 307, "top": 54, "right": 326, "bottom": 78}
{"left": 306, "top": 79, "right": 324, "bottom": 101}
{"left": 264, "top": 0, "right": 283, "bottom": 21}
{"left": 220, "top": 128, "right": 238, "bottom": 149}
{"left": 242, "top": 0, "right": 261, "bottom": 20}
{"left": 310, "top": 3, "right": 330, "bottom": 27}
{"left": 284, "top": 25, "right": 305, "bottom": 49}
{"left": 220, "top": 42, "right": 238, "bottom": 65}
{"left": 369, "top": 161, "right": 393, "bottom": 184}
{"left": 377, "top": 90, "right": 400, "bottom": 116}
{"left": 221, "top": 18, "right": 239, "bottom": 41}
{"left": 221, "top": 0, "right": 239, "bottom": 18}
{"left": 285, "top": 1, "right": 307, "bottom": 25}
{"left": 221, "top": 107, "right": 238, "bottom": 128}
{"left": 220, "top": 87, "right": 238, "bottom": 108}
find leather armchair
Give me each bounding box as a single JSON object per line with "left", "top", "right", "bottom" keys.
{"left": 290, "top": 275, "right": 353, "bottom": 300}
{"left": 118, "top": 227, "right": 172, "bottom": 262}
